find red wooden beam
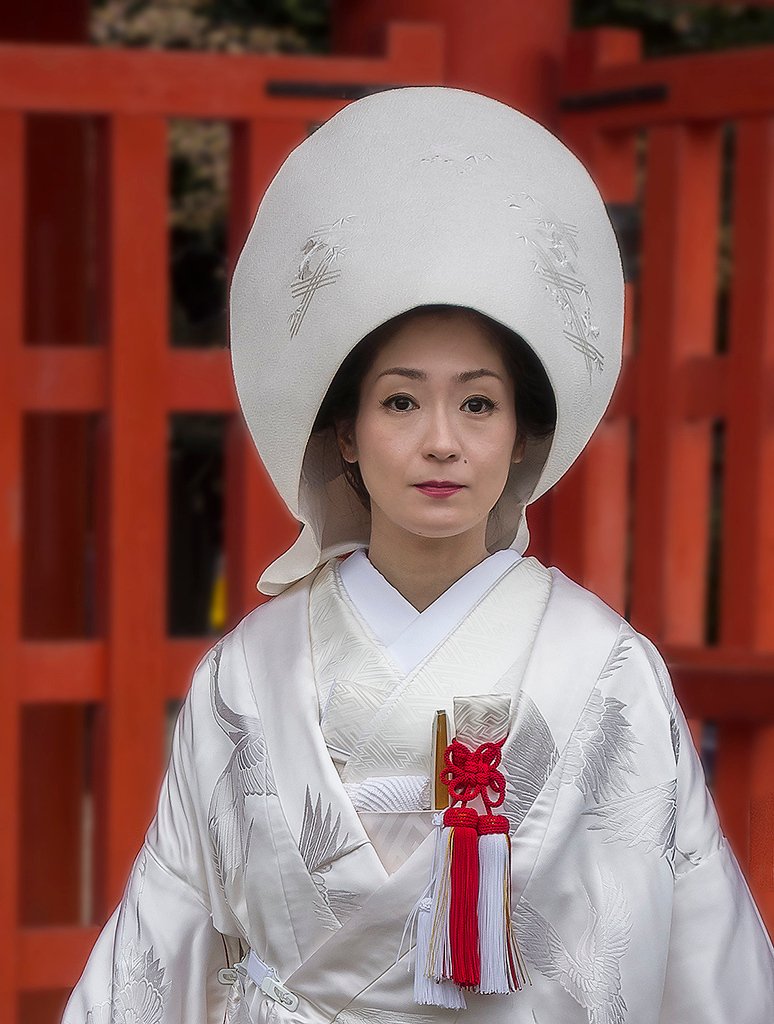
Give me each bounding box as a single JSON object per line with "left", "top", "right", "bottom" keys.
{"left": 19, "top": 926, "right": 100, "bottom": 991}
{"left": 669, "top": 661, "right": 774, "bottom": 721}
{"left": 721, "top": 117, "right": 774, "bottom": 651}
{"left": 23, "top": 347, "right": 106, "bottom": 412}
{"left": 563, "top": 32, "right": 774, "bottom": 128}
{"left": 630, "top": 123, "right": 721, "bottom": 645}
{"left": 101, "top": 115, "right": 169, "bottom": 910}
{"left": 19, "top": 641, "right": 105, "bottom": 703}
{"left": 0, "top": 110, "right": 25, "bottom": 1024}
{"left": 0, "top": 24, "right": 443, "bottom": 117}
{"left": 165, "top": 639, "right": 211, "bottom": 701}
{"left": 166, "top": 349, "right": 237, "bottom": 413}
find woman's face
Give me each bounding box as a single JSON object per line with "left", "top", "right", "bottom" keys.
{"left": 338, "top": 312, "right": 522, "bottom": 547}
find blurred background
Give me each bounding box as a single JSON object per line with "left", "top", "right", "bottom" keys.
{"left": 2, "top": 1, "right": 774, "bottom": 1020}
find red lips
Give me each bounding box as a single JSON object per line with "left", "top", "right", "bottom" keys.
{"left": 414, "top": 481, "right": 465, "bottom": 498}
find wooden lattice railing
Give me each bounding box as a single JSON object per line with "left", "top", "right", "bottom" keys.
{"left": 0, "top": 27, "right": 442, "bottom": 1023}
{"left": 553, "top": 27, "right": 774, "bottom": 925}
{"left": 2, "top": 22, "right": 774, "bottom": 1024}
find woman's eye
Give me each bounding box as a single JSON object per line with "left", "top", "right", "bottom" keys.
{"left": 462, "top": 396, "right": 494, "bottom": 414}
{"left": 384, "top": 394, "right": 417, "bottom": 412}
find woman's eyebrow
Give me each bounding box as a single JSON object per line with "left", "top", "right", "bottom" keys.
{"left": 375, "top": 367, "right": 426, "bottom": 381}
{"left": 374, "top": 367, "right": 504, "bottom": 383}
{"left": 456, "top": 368, "right": 503, "bottom": 383}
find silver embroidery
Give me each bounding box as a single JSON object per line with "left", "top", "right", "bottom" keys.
{"left": 675, "top": 846, "right": 702, "bottom": 868}
{"left": 290, "top": 217, "right": 353, "bottom": 338}
{"left": 112, "top": 943, "right": 170, "bottom": 1024}
{"left": 85, "top": 1004, "right": 110, "bottom": 1024}
{"left": 563, "top": 688, "right": 639, "bottom": 803}
{"left": 585, "top": 780, "right": 677, "bottom": 860}
{"left": 299, "top": 787, "right": 361, "bottom": 926}
{"left": 599, "top": 629, "right": 633, "bottom": 680}
{"left": 419, "top": 150, "right": 493, "bottom": 175}
{"left": 501, "top": 694, "right": 559, "bottom": 829}
{"left": 335, "top": 1009, "right": 438, "bottom": 1024}
{"left": 509, "top": 191, "right": 603, "bottom": 377}
{"left": 515, "top": 877, "right": 631, "bottom": 1024}
{"left": 208, "top": 641, "right": 275, "bottom": 889}
{"left": 299, "top": 787, "right": 351, "bottom": 870}
{"left": 324, "top": 884, "right": 363, "bottom": 925}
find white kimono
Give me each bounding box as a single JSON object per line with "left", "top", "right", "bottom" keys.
{"left": 64, "top": 556, "right": 774, "bottom": 1024}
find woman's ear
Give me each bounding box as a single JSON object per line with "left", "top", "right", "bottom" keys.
{"left": 512, "top": 435, "right": 527, "bottom": 465}
{"left": 336, "top": 420, "right": 358, "bottom": 464}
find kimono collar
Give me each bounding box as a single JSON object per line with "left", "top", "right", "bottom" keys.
{"left": 338, "top": 548, "right": 522, "bottom": 674}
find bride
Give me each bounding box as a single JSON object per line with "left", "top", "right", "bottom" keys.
{"left": 65, "top": 86, "right": 774, "bottom": 1024}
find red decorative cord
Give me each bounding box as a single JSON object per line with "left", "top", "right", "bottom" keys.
{"left": 440, "top": 737, "right": 507, "bottom": 815}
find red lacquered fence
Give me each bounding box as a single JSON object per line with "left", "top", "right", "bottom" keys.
{"left": 0, "top": 26, "right": 442, "bottom": 1024}
{"left": 552, "top": 28, "right": 774, "bottom": 923}
{"left": 2, "top": 22, "right": 774, "bottom": 1024}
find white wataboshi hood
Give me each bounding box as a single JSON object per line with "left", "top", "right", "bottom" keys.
{"left": 229, "top": 87, "right": 624, "bottom": 594}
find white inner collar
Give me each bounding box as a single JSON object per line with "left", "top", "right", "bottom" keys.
{"left": 338, "top": 547, "right": 521, "bottom": 675}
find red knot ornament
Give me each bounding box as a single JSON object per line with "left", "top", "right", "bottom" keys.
{"left": 440, "top": 737, "right": 507, "bottom": 815}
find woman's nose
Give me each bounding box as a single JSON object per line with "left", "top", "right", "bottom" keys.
{"left": 422, "top": 408, "right": 461, "bottom": 461}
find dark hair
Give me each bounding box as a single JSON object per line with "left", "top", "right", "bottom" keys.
{"left": 312, "top": 305, "right": 557, "bottom": 507}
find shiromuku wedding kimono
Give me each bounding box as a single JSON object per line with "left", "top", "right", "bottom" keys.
{"left": 64, "top": 89, "right": 774, "bottom": 1022}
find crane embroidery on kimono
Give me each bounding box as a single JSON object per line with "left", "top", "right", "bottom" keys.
{"left": 563, "top": 688, "right": 639, "bottom": 803}
{"left": 299, "top": 787, "right": 362, "bottom": 925}
{"left": 110, "top": 943, "right": 170, "bottom": 1024}
{"left": 208, "top": 641, "right": 276, "bottom": 889}
{"left": 334, "top": 1007, "right": 439, "bottom": 1024}
{"left": 86, "top": 845, "right": 170, "bottom": 1023}
{"left": 501, "top": 694, "right": 559, "bottom": 829}
{"left": 514, "top": 877, "right": 632, "bottom": 1024}
{"left": 584, "top": 780, "right": 678, "bottom": 862}
{"left": 598, "top": 629, "right": 633, "bottom": 681}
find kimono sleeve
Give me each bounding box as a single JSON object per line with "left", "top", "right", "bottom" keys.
{"left": 63, "top": 654, "right": 238, "bottom": 1024}
{"left": 640, "top": 641, "right": 774, "bottom": 1021}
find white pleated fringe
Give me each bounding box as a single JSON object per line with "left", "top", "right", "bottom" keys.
{"left": 405, "top": 816, "right": 466, "bottom": 1009}
{"left": 478, "top": 832, "right": 514, "bottom": 994}
{"left": 413, "top": 900, "right": 466, "bottom": 1008}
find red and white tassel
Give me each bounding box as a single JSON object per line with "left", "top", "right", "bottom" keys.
{"left": 477, "top": 814, "right": 529, "bottom": 993}
{"left": 445, "top": 806, "right": 480, "bottom": 989}
{"left": 406, "top": 734, "right": 530, "bottom": 1006}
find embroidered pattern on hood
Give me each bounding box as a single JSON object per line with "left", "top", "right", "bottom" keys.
{"left": 509, "top": 191, "right": 603, "bottom": 378}
{"left": 419, "top": 150, "right": 493, "bottom": 175}
{"left": 290, "top": 217, "right": 353, "bottom": 338}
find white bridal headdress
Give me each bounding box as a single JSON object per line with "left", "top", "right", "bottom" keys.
{"left": 230, "top": 87, "right": 624, "bottom": 594}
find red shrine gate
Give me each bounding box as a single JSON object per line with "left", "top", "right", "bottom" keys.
{"left": 1, "top": 5, "right": 774, "bottom": 1022}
